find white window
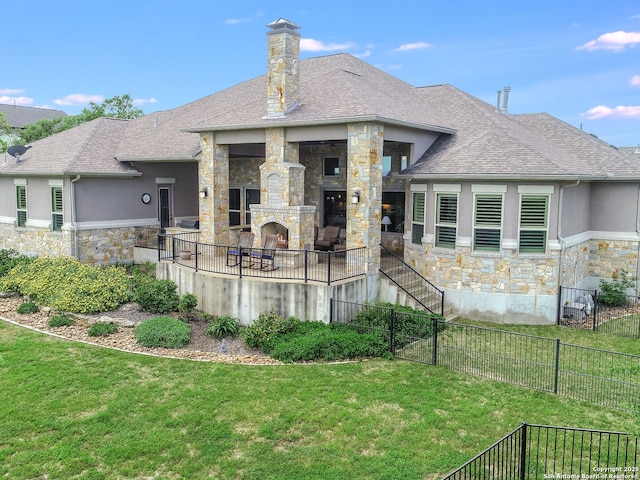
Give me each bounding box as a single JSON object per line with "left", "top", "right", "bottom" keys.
{"left": 15, "top": 183, "right": 27, "bottom": 227}
{"left": 410, "top": 186, "right": 427, "bottom": 245}
{"left": 473, "top": 196, "right": 503, "bottom": 252}
{"left": 518, "top": 193, "right": 549, "bottom": 253}
{"left": 382, "top": 156, "right": 392, "bottom": 176}
{"left": 435, "top": 193, "right": 458, "bottom": 248}
{"left": 51, "top": 186, "right": 63, "bottom": 231}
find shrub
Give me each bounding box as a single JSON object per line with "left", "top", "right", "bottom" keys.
{"left": 599, "top": 270, "right": 635, "bottom": 307}
{"left": 133, "top": 278, "right": 180, "bottom": 313}
{"left": 135, "top": 316, "right": 191, "bottom": 348}
{"left": 205, "top": 315, "right": 241, "bottom": 339}
{"left": 16, "top": 302, "right": 39, "bottom": 314}
{"left": 88, "top": 322, "right": 118, "bottom": 337}
{"left": 241, "top": 310, "right": 300, "bottom": 353}
{"left": 0, "top": 249, "right": 32, "bottom": 279}
{"left": 178, "top": 293, "right": 198, "bottom": 316}
{"left": 269, "top": 322, "right": 388, "bottom": 362}
{"left": 48, "top": 316, "right": 74, "bottom": 327}
{"left": 0, "top": 256, "right": 130, "bottom": 313}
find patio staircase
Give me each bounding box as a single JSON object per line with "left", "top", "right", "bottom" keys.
{"left": 379, "top": 245, "right": 449, "bottom": 318}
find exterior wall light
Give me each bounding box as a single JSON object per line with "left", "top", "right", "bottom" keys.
{"left": 351, "top": 190, "right": 360, "bottom": 204}
{"left": 199, "top": 187, "right": 208, "bottom": 198}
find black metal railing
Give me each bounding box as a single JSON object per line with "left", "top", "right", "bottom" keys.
{"left": 379, "top": 244, "right": 444, "bottom": 316}
{"left": 331, "top": 300, "right": 640, "bottom": 413}
{"left": 154, "top": 233, "right": 367, "bottom": 285}
{"left": 442, "top": 423, "right": 638, "bottom": 479}
{"left": 134, "top": 226, "right": 164, "bottom": 249}
{"left": 559, "top": 286, "right": 640, "bottom": 339}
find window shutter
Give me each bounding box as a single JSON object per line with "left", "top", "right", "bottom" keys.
{"left": 412, "top": 192, "right": 425, "bottom": 223}
{"left": 474, "top": 194, "right": 502, "bottom": 251}
{"left": 436, "top": 194, "right": 457, "bottom": 248}
{"left": 519, "top": 195, "right": 548, "bottom": 253}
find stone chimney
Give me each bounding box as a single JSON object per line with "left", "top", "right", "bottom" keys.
{"left": 266, "top": 18, "right": 301, "bottom": 117}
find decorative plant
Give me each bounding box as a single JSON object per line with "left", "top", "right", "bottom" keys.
{"left": 598, "top": 269, "right": 635, "bottom": 307}
{"left": 205, "top": 315, "right": 241, "bottom": 339}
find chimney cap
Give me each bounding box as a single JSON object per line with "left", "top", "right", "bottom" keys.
{"left": 267, "top": 18, "right": 300, "bottom": 35}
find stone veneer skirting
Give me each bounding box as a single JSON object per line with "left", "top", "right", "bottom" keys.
{"left": 0, "top": 223, "right": 140, "bottom": 264}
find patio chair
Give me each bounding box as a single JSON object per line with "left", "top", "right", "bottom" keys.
{"left": 226, "top": 231, "right": 255, "bottom": 266}
{"left": 314, "top": 225, "right": 341, "bottom": 251}
{"left": 250, "top": 233, "right": 279, "bottom": 270}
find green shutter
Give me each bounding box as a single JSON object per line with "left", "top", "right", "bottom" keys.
{"left": 474, "top": 194, "right": 502, "bottom": 251}
{"left": 519, "top": 195, "right": 548, "bottom": 253}
{"left": 436, "top": 194, "right": 457, "bottom": 248}
{"left": 412, "top": 192, "right": 425, "bottom": 223}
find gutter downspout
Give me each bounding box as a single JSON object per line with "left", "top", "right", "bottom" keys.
{"left": 557, "top": 179, "right": 580, "bottom": 291}
{"left": 70, "top": 175, "right": 81, "bottom": 259}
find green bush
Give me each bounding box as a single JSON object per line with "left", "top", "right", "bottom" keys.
{"left": 241, "top": 310, "right": 300, "bottom": 353}
{"left": 599, "top": 270, "right": 635, "bottom": 307}
{"left": 0, "top": 256, "right": 130, "bottom": 313}
{"left": 88, "top": 322, "right": 118, "bottom": 337}
{"left": 16, "top": 302, "right": 39, "bottom": 314}
{"left": 269, "top": 322, "right": 388, "bottom": 362}
{"left": 178, "top": 293, "right": 198, "bottom": 315}
{"left": 350, "top": 302, "right": 445, "bottom": 348}
{"left": 205, "top": 315, "right": 241, "bottom": 339}
{"left": 133, "top": 278, "right": 180, "bottom": 313}
{"left": 135, "top": 316, "right": 191, "bottom": 348}
{"left": 48, "top": 316, "right": 74, "bottom": 327}
{"left": 0, "top": 249, "right": 32, "bottom": 279}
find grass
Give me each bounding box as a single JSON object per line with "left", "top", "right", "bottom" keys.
{"left": 0, "top": 320, "right": 638, "bottom": 479}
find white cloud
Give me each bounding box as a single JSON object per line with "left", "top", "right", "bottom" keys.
{"left": 300, "top": 38, "right": 354, "bottom": 52}
{"left": 631, "top": 75, "right": 640, "bottom": 86}
{"left": 576, "top": 31, "right": 640, "bottom": 52}
{"left": 354, "top": 50, "right": 371, "bottom": 59}
{"left": 0, "top": 96, "right": 33, "bottom": 105}
{"left": 581, "top": 105, "right": 640, "bottom": 119}
{"left": 394, "top": 42, "right": 431, "bottom": 52}
{"left": 0, "top": 88, "right": 24, "bottom": 95}
{"left": 224, "top": 17, "right": 253, "bottom": 25}
{"left": 53, "top": 94, "right": 104, "bottom": 106}
{"left": 133, "top": 97, "right": 158, "bottom": 106}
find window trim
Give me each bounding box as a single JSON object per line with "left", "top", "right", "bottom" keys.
{"left": 472, "top": 192, "right": 504, "bottom": 252}
{"left": 229, "top": 186, "right": 260, "bottom": 227}
{"left": 435, "top": 192, "right": 458, "bottom": 248}
{"left": 518, "top": 193, "right": 549, "bottom": 254}
{"left": 51, "top": 185, "right": 63, "bottom": 231}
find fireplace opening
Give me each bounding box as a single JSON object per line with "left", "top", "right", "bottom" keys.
{"left": 262, "top": 222, "right": 288, "bottom": 248}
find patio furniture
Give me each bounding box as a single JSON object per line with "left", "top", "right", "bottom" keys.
{"left": 250, "top": 233, "right": 279, "bottom": 270}
{"left": 226, "top": 231, "right": 255, "bottom": 266}
{"left": 314, "top": 225, "right": 341, "bottom": 251}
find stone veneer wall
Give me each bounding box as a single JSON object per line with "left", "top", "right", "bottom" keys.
{"left": 347, "top": 122, "right": 384, "bottom": 274}
{"left": 266, "top": 19, "right": 300, "bottom": 116}
{"left": 588, "top": 239, "right": 639, "bottom": 282}
{"left": 0, "top": 222, "right": 138, "bottom": 264}
{"left": 199, "top": 133, "right": 229, "bottom": 246}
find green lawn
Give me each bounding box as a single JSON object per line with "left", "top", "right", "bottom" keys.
{"left": 1, "top": 321, "right": 637, "bottom": 479}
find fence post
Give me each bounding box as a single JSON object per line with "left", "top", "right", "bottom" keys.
{"left": 327, "top": 252, "right": 332, "bottom": 286}
{"left": 593, "top": 290, "right": 598, "bottom": 331}
{"left": 553, "top": 339, "right": 560, "bottom": 394}
{"left": 389, "top": 307, "right": 395, "bottom": 356}
{"left": 304, "top": 249, "right": 308, "bottom": 284}
{"left": 194, "top": 242, "right": 198, "bottom": 272}
{"left": 432, "top": 316, "right": 439, "bottom": 366}
{"left": 329, "top": 298, "right": 334, "bottom": 323}
{"left": 557, "top": 286, "right": 563, "bottom": 325}
{"left": 519, "top": 423, "right": 528, "bottom": 480}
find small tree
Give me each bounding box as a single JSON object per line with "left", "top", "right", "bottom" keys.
{"left": 598, "top": 269, "right": 635, "bottom": 307}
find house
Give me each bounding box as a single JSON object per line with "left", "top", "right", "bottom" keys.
{"left": 0, "top": 103, "right": 67, "bottom": 146}
{"left": 1, "top": 18, "right": 639, "bottom": 324}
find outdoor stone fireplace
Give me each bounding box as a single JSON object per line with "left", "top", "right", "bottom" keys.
{"left": 261, "top": 222, "right": 289, "bottom": 248}
{"left": 251, "top": 205, "right": 315, "bottom": 250}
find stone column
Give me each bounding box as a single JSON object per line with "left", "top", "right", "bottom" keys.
{"left": 347, "top": 122, "right": 384, "bottom": 273}
{"left": 198, "top": 132, "right": 229, "bottom": 246}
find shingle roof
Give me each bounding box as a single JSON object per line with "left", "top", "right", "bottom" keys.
{"left": 0, "top": 117, "right": 139, "bottom": 176}
{"left": 403, "top": 85, "right": 640, "bottom": 180}
{"left": 0, "top": 104, "right": 67, "bottom": 128}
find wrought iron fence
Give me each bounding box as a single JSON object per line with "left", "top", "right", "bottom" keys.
{"left": 559, "top": 286, "right": 640, "bottom": 339}
{"left": 379, "top": 244, "right": 444, "bottom": 316}
{"left": 442, "top": 423, "right": 638, "bottom": 479}
{"left": 331, "top": 300, "right": 640, "bottom": 412}
{"left": 154, "top": 233, "right": 366, "bottom": 285}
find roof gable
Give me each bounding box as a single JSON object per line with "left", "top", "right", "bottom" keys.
{"left": 0, "top": 104, "right": 67, "bottom": 128}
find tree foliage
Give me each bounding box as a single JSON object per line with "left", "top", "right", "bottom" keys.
{"left": 17, "top": 94, "right": 144, "bottom": 144}
{"left": 0, "top": 112, "right": 13, "bottom": 153}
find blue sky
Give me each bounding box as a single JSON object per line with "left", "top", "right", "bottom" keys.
{"left": 3, "top": 0, "right": 639, "bottom": 147}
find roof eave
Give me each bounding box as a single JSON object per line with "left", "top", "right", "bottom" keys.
{"left": 182, "top": 115, "right": 456, "bottom": 135}
{"left": 403, "top": 174, "right": 640, "bottom": 182}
